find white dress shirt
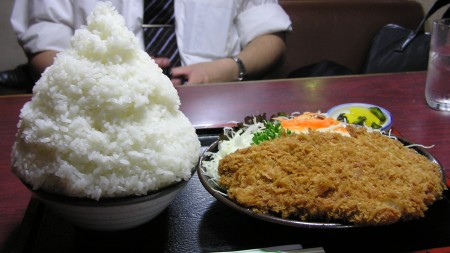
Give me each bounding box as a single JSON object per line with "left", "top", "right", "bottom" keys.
{"left": 11, "top": 0, "right": 292, "bottom": 66}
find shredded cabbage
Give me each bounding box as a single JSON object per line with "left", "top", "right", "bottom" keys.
{"left": 201, "top": 121, "right": 266, "bottom": 183}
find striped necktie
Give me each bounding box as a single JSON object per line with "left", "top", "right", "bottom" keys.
{"left": 143, "top": 0, "right": 181, "bottom": 68}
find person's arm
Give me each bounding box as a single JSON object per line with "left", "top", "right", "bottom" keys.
{"left": 11, "top": 0, "right": 77, "bottom": 82}
{"left": 29, "top": 50, "right": 59, "bottom": 81}
{"left": 170, "top": 32, "right": 287, "bottom": 85}
{"left": 237, "top": 32, "right": 286, "bottom": 80}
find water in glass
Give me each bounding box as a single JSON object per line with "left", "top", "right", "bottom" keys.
{"left": 425, "top": 19, "right": 450, "bottom": 111}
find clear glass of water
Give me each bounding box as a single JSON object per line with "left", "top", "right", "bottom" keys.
{"left": 425, "top": 18, "right": 450, "bottom": 111}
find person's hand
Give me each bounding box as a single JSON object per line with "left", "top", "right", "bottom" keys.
{"left": 153, "top": 56, "right": 183, "bottom": 84}
{"left": 153, "top": 57, "right": 171, "bottom": 69}
{"left": 170, "top": 58, "right": 238, "bottom": 86}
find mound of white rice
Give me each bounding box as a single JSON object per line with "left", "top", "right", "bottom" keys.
{"left": 11, "top": 2, "right": 201, "bottom": 200}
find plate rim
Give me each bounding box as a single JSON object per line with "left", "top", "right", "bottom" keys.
{"left": 197, "top": 134, "right": 446, "bottom": 229}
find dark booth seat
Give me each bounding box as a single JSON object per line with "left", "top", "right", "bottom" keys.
{"left": 266, "top": 0, "right": 424, "bottom": 79}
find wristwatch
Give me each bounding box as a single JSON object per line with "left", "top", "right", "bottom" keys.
{"left": 232, "top": 57, "right": 247, "bottom": 81}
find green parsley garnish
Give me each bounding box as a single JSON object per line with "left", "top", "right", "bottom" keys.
{"left": 252, "top": 121, "right": 291, "bottom": 145}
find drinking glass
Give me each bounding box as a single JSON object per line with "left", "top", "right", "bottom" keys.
{"left": 425, "top": 18, "right": 450, "bottom": 111}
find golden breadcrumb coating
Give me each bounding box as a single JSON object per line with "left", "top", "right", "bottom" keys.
{"left": 218, "top": 127, "right": 446, "bottom": 225}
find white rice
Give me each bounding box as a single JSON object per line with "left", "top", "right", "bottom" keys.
{"left": 11, "top": 2, "right": 201, "bottom": 200}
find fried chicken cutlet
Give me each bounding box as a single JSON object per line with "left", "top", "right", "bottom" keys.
{"left": 218, "top": 127, "right": 446, "bottom": 225}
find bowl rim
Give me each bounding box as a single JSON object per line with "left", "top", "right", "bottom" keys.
{"left": 326, "top": 102, "right": 392, "bottom": 130}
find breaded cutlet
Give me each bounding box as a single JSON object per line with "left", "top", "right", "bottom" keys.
{"left": 218, "top": 126, "right": 446, "bottom": 225}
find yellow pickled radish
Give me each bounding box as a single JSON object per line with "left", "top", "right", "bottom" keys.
{"left": 348, "top": 107, "right": 381, "bottom": 126}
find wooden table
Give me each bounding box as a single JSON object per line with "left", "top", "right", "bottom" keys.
{"left": 1, "top": 72, "right": 449, "bottom": 252}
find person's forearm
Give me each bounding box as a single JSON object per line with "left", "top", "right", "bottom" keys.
{"left": 29, "top": 50, "right": 59, "bottom": 81}
{"left": 237, "top": 32, "right": 287, "bottom": 80}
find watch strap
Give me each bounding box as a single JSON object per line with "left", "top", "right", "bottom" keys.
{"left": 232, "top": 57, "right": 247, "bottom": 81}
